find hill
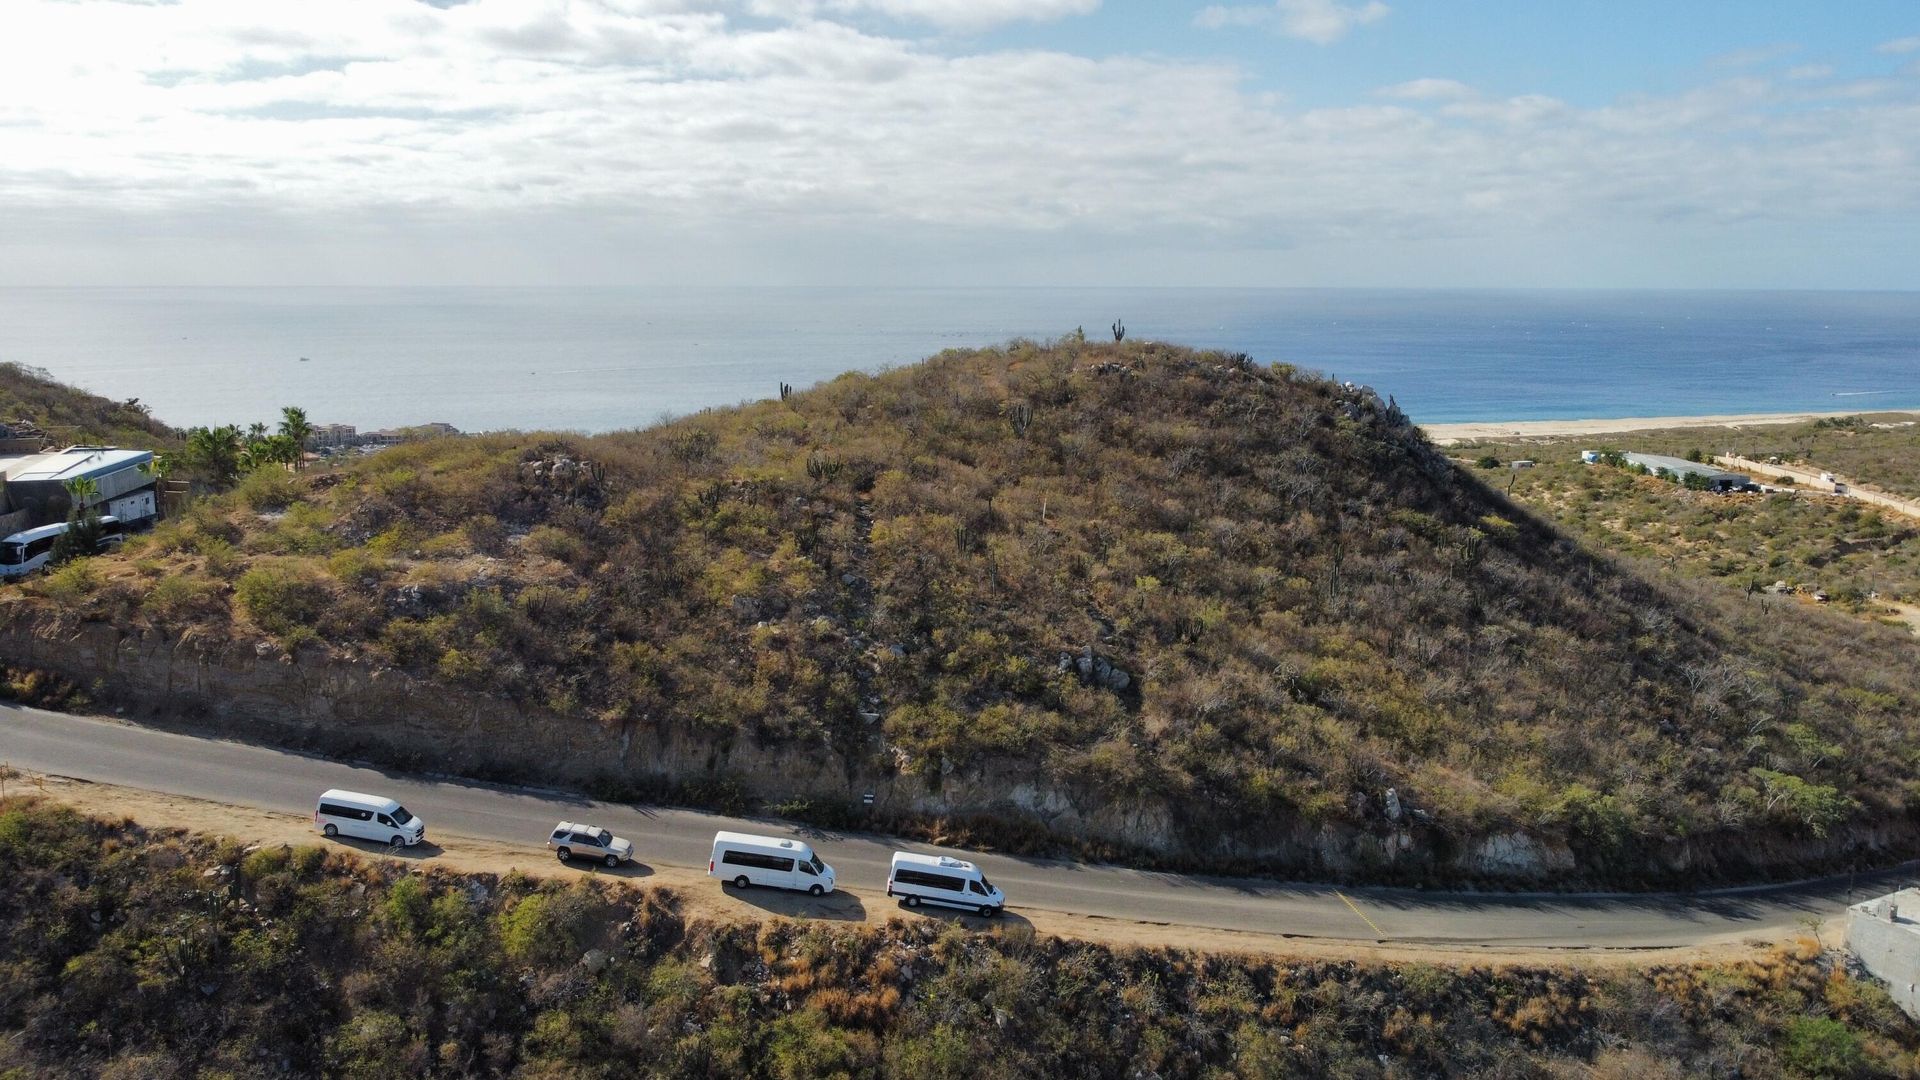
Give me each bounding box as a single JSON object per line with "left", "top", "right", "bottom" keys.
{"left": 5, "top": 339, "right": 1920, "bottom": 885}
{"left": 2, "top": 798, "right": 1912, "bottom": 1078}
{"left": 0, "top": 361, "right": 179, "bottom": 449}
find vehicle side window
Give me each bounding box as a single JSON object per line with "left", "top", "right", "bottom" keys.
{"left": 552, "top": 829, "right": 568, "bottom": 840}
{"left": 797, "top": 861, "right": 817, "bottom": 875}
{"left": 356, "top": 808, "right": 373, "bottom": 821}
{"left": 571, "top": 833, "right": 597, "bottom": 846}
{"left": 896, "top": 869, "right": 965, "bottom": 891}
{"left": 721, "top": 850, "right": 796, "bottom": 872}
{"left": 377, "top": 814, "right": 395, "bottom": 827}
{"left": 969, "top": 880, "right": 987, "bottom": 895}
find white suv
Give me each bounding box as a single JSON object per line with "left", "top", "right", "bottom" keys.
{"left": 548, "top": 821, "right": 634, "bottom": 868}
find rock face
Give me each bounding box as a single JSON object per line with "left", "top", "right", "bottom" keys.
{"left": 1060, "top": 646, "right": 1131, "bottom": 693}
{"left": 3, "top": 614, "right": 1910, "bottom": 886}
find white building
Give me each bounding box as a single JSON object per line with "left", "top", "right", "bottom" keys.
{"left": 1848, "top": 889, "right": 1920, "bottom": 1020}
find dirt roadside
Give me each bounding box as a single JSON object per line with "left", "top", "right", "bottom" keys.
{"left": 2, "top": 769, "right": 1815, "bottom": 970}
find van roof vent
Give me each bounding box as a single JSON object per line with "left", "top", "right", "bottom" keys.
{"left": 779, "top": 839, "right": 794, "bottom": 847}
{"left": 938, "top": 856, "right": 967, "bottom": 868}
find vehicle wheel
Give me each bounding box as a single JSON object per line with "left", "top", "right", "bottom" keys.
{"left": 905, "top": 895, "right": 921, "bottom": 908}
{"left": 734, "top": 875, "right": 751, "bottom": 889}
{"left": 322, "top": 824, "right": 338, "bottom": 838}
{"left": 980, "top": 905, "right": 999, "bottom": 918}
{"left": 809, "top": 884, "right": 824, "bottom": 897}
{"left": 604, "top": 853, "right": 619, "bottom": 868}
{"left": 557, "top": 847, "right": 572, "bottom": 862}
{"left": 391, "top": 835, "right": 405, "bottom": 848}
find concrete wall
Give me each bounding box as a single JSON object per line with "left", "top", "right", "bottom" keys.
{"left": 1848, "top": 889, "right": 1920, "bottom": 1020}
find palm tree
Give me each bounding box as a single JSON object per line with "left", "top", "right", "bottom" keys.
{"left": 62, "top": 475, "right": 101, "bottom": 507}
{"left": 278, "top": 407, "right": 313, "bottom": 470}
{"left": 184, "top": 425, "right": 242, "bottom": 488}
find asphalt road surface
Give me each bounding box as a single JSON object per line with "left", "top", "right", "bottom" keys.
{"left": 2, "top": 702, "right": 1906, "bottom": 949}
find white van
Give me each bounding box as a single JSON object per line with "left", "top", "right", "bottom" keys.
{"left": 314, "top": 789, "right": 426, "bottom": 847}
{"left": 708, "top": 831, "right": 835, "bottom": 896}
{"left": 887, "top": 851, "right": 1005, "bottom": 916}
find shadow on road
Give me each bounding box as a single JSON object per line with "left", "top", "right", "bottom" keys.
{"left": 326, "top": 836, "right": 445, "bottom": 861}
{"left": 717, "top": 883, "right": 869, "bottom": 922}
{"left": 888, "top": 900, "right": 1036, "bottom": 934}
{"left": 551, "top": 857, "right": 656, "bottom": 880}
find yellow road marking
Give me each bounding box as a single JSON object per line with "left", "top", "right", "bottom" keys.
{"left": 1335, "top": 890, "right": 1387, "bottom": 938}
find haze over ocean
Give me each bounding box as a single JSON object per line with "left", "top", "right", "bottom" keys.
{"left": 1, "top": 287, "right": 1915, "bottom": 434}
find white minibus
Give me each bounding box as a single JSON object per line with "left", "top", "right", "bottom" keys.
{"left": 887, "top": 851, "right": 1005, "bottom": 916}
{"left": 314, "top": 789, "right": 426, "bottom": 847}
{"left": 708, "top": 831, "right": 835, "bottom": 896}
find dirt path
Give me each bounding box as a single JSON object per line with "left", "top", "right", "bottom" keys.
{"left": 5, "top": 770, "right": 1794, "bottom": 970}
{"left": 1717, "top": 454, "right": 1920, "bottom": 524}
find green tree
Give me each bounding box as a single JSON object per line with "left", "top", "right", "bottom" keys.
{"left": 49, "top": 476, "right": 103, "bottom": 565}
{"left": 279, "top": 406, "right": 313, "bottom": 469}
{"left": 181, "top": 425, "right": 243, "bottom": 488}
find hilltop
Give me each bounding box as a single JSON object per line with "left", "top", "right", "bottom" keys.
{"left": 6, "top": 339, "right": 1920, "bottom": 886}
{"left": 0, "top": 361, "right": 180, "bottom": 449}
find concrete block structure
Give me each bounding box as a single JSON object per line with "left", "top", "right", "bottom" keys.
{"left": 1848, "top": 888, "right": 1920, "bottom": 1020}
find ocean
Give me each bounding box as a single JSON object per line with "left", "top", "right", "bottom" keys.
{"left": 0, "top": 287, "right": 1915, "bottom": 434}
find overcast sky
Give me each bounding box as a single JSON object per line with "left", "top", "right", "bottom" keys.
{"left": 3, "top": 0, "right": 1918, "bottom": 289}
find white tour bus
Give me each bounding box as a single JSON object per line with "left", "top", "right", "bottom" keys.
{"left": 887, "top": 851, "right": 1005, "bottom": 917}
{"left": 0, "top": 523, "right": 67, "bottom": 579}
{"left": 1, "top": 518, "right": 132, "bottom": 579}
{"left": 708, "top": 831, "right": 836, "bottom": 895}
{"left": 314, "top": 789, "right": 426, "bottom": 847}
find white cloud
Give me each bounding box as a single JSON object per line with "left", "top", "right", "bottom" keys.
{"left": 1195, "top": 0, "right": 1389, "bottom": 45}
{"left": 1375, "top": 78, "right": 1474, "bottom": 101}
{"left": 752, "top": 0, "right": 1099, "bottom": 31}
{"left": 1, "top": 0, "right": 1919, "bottom": 287}
{"left": 1784, "top": 64, "right": 1831, "bottom": 81}
{"left": 1876, "top": 36, "right": 1920, "bottom": 55}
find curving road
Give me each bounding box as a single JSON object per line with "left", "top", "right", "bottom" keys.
{"left": 0, "top": 702, "right": 1904, "bottom": 950}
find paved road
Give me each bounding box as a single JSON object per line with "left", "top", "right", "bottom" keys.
{"left": 1, "top": 702, "right": 1907, "bottom": 949}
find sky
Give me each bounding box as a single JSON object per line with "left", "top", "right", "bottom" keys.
{"left": 1, "top": 0, "right": 1917, "bottom": 289}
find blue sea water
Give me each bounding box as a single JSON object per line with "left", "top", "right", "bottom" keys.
{"left": 0, "top": 287, "right": 1915, "bottom": 433}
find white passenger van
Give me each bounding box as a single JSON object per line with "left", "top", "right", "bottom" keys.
{"left": 314, "top": 789, "right": 426, "bottom": 847}
{"left": 887, "top": 851, "right": 1005, "bottom": 917}
{"left": 708, "top": 831, "right": 836, "bottom": 896}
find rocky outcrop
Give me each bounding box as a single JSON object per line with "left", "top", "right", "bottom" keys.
{"left": 4, "top": 613, "right": 1915, "bottom": 888}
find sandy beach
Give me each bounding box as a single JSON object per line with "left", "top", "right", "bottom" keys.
{"left": 1421, "top": 409, "right": 1920, "bottom": 446}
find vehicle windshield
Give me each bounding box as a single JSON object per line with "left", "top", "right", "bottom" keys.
{"left": 979, "top": 877, "right": 996, "bottom": 895}
{"left": 807, "top": 855, "right": 826, "bottom": 875}
{"left": 596, "top": 829, "right": 613, "bottom": 846}
{"left": 390, "top": 806, "right": 414, "bottom": 825}
{"left": 0, "top": 544, "right": 22, "bottom": 566}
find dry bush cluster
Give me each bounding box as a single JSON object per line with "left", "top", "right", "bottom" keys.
{"left": 9, "top": 342, "right": 1920, "bottom": 882}
{"left": 1, "top": 799, "right": 1915, "bottom": 1078}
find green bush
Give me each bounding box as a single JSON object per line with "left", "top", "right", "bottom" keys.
{"left": 233, "top": 560, "right": 332, "bottom": 639}
{"left": 234, "top": 467, "right": 302, "bottom": 512}
{"left": 1780, "top": 1016, "right": 1866, "bottom": 1078}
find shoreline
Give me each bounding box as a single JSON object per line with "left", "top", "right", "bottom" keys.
{"left": 1421, "top": 409, "right": 1920, "bottom": 446}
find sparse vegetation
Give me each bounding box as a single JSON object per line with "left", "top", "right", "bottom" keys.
{"left": 0, "top": 361, "right": 179, "bottom": 449}
{"left": 1, "top": 799, "right": 1915, "bottom": 1078}
{"left": 9, "top": 342, "right": 1920, "bottom": 884}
